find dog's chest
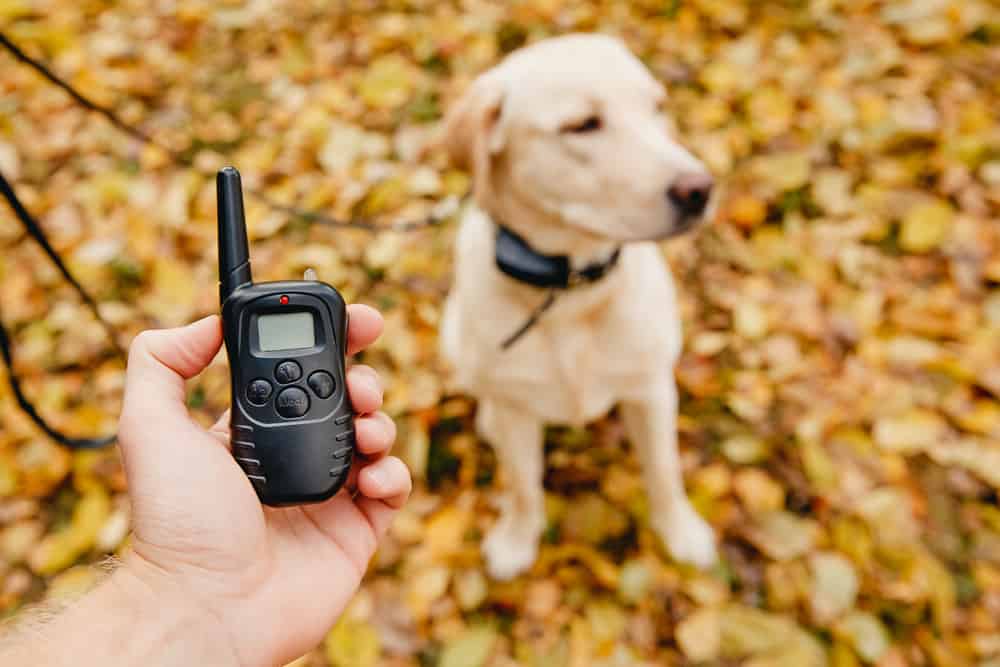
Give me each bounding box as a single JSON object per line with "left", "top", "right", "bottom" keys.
{"left": 538, "top": 316, "right": 627, "bottom": 423}
{"left": 488, "top": 273, "right": 680, "bottom": 424}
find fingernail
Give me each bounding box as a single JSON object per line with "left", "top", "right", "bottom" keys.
{"left": 366, "top": 466, "right": 386, "bottom": 490}
{"left": 378, "top": 413, "right": 396, "bottom": 440}
{"left": 364, "top": 367, "right": 382, "bottom": 391}
{"left": 186, "top": 314, "right": 217, "bottom": 329}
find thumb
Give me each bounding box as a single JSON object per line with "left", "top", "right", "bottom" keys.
{"left": 119, "top": 315, "right": 223, "bottom": 444}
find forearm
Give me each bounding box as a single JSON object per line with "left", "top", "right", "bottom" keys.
{"left": 0, "top": 559, "right": 240, "bottom": 667}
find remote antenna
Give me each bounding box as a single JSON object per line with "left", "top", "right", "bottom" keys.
{"left": 218, "top": 166, "right": 253, "bottom": 303}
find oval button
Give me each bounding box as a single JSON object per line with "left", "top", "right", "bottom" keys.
{"left": 274, "top": 360, "right": 302, "bottom": 384}
{"left": 307, "top": 371, "right": 335, "bottom": 399}
{"left": 246, "top": 379, "right": 273, "bottom": 406}
{"left": 275, "top": 387, "right": 309, "bottom": 418}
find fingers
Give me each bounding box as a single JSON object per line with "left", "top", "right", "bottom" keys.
{"left": 355, "top": 456, "right": 412, "bottom": 538}
{"left": 209, "top": 409, "right": 231, "bottom": 446}
{"left": 355, "top": 412, "right": 396, "bottom": 457}
{"left": 120, "top": 316, "right": 223, "bottom": 439}
{"left": 346, "top": 304, "right": 383, "bottom": 355}
{"left": 347, "top": 365, "right": 382, "bottom": 415}
{"left": 296, "top": 455, "right": 409, "bottom": 565}
{"left": 357, "top": 457, "right": 410, "bottom": 508}
{"left": 210, "top": 409, "right": 230, "bottom": 436}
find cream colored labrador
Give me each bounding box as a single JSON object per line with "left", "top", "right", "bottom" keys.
{"left": 439, "top": 34, "right": 717, "bottom": 579}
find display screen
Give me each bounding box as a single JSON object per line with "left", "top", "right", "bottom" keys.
{"left": 257, "top": 312, "right": 315, "bottom": 351}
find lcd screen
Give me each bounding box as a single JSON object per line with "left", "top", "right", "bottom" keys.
{"left": 257, "top": 312, "right": 315, "bottom": 351}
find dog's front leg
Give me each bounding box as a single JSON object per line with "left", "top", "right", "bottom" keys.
{"left": 476, "top": 399, "right": 546, "bottom": 580}
{"left": 622, "top": 382, "right": 717, "bottom": 568}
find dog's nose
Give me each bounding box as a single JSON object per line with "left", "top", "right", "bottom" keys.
{"left": 668, "top": 173, "right": 714, "bottom": 217}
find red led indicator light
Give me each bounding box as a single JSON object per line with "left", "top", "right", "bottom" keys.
{"left": 280, "top": 295, "right": 289, "bottom": 305}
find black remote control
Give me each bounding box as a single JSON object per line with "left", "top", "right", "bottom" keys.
{"left": 217, "top": 167, "right": 354, "bottom": 506}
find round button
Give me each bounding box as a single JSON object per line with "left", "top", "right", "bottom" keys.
{"left": 307, "top": 371, "right": 336, "bottom": 399}
{"left": 275, "top": 387, "right": 309, "bottom": 418}
{"left": 274, "top": 360, "right": 302, "bottom": 384}
{"left": 246, "top": 379, "right": 273, "bottom": 406}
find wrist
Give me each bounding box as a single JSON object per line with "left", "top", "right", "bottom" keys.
{"left": 116, "top": 554, "right": 243, "bottom": 667}
{"left": 0, "top": 557, "right": 242, "bottom": 667}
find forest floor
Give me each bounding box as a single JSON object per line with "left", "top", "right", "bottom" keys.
{"left": 2, "top": 1, "right": 1000, "bottom": 665}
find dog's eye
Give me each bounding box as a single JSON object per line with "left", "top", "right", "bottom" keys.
{"left": 562, "top": 115, "right": 602, "bottom": 134}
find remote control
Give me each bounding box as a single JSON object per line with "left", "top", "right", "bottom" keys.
{"left": 217, "top": 167, "right": 354, "bottom": 506}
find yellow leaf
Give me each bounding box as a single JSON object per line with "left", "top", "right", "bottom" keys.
{"left": 733, "top": 469, "right": 786, "bottom": 514}
{"left": 358, "top": 55, "right": 416, "bottom": 109}
{"left": 899, "top": 200, "right": 953, "bottom": 253}
{"left": 676, "top": 608, "right": 721, "bottom": 662}
{"left": 834, "top": 612, "right": 890, "bottom": 664}
{"left": 324, "top": 617, "right": 380, "bottom": 667}
{"left": 439, "top": 626, "right": 497, "bottom": 667}
{"left": 424, "top": 505, "right": 472, "bottom": 559}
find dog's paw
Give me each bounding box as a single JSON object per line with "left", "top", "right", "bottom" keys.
{"left": 654, "top": 503, "right": 717, "bottom": 569}
{"left": 483, "top": 520, "right": 541, "bottom": 581}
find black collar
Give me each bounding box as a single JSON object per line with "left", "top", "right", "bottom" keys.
{"left": 495, "top": 225, "right": 621, "bottom": 289}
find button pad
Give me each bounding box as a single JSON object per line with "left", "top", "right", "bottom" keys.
{"left": 275, "top": 387, "right": 310, "bottom": 418}
{"left": 246, "top": 379, "right": 273, "bottom": 405}
{"left": 308, "top": 371, "right": 336, "bottom": 399}
{"left": 245, "top": 362, "right": 339, "bottom": 419}
{"left": 274, "top": 360, "right": 302, "bottom": 384}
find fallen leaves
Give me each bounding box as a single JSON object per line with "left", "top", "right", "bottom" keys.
{"left": 900, "top": 198, "right": 954, "bottom": 253}
{"left": 2, "top": 0, "right": 1000, "bottom": 665}
{"left": 27, "top": 487, "right": 109, "bottom": 576}
{"left": 741, "top": 511, "right": 820, "bottom": 562}
{"left": 808, "top": 551, "right": 860, "bottom": 625}
{"left": 325, "top": 615, "right": 381, "bottom": 667}
{"left": 438, "top": 625, "right": 497, "bottom": 667}
{"left": 834, "top": 611, "right": 891, "bottom": 664}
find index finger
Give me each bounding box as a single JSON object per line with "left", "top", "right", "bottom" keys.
{"left": 347, "top": 304, "right": 384, "bottom": 355}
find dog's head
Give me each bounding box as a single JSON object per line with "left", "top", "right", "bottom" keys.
{"left": 442, "top": 34, "right": 714, "bottom": 251}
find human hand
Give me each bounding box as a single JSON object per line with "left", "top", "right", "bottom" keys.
{"left": 117, "top": 307, "right": 409, "bottom": 666}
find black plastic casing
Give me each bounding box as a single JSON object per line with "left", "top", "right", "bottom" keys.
{"left": 222, "top": 280, "right": 353, "bottom": 506}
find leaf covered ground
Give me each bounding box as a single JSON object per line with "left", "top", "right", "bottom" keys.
{"left": 2, "top": 0, "right": 1000, "bottom": 665}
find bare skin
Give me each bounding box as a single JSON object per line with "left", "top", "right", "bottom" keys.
{"left": 0, "top": 306, "right": 411, "bottom": 667}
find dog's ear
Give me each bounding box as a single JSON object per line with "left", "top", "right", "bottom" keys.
{"left": 441, "top": 71, "right": 507, "bottom": 180}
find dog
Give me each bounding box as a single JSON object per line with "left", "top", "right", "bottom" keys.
{"left": 438, "top": 34, "right": 717, "bottom": 580}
